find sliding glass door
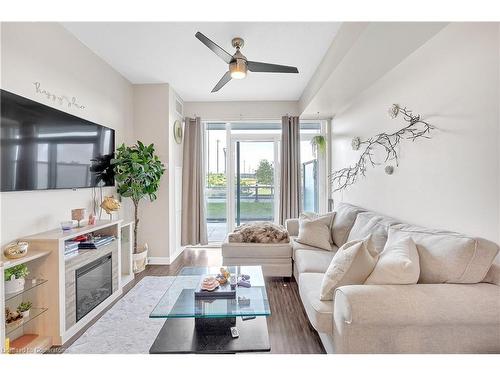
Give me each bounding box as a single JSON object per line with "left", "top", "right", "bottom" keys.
{"left": 204, "top": 120, "right": 325, "bottom": 243}
{"left": 231, "top": 138, "right": 279, "bottom": 228}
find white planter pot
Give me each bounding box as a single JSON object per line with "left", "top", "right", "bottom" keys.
{"left": 132, "top": 249, "right": 148, "bottom": 273}
{"left": 5, "top": 277, "right": 25, "bottom": 294}
{"left": 22, "top": 309, "right": 30, "bottom": 318}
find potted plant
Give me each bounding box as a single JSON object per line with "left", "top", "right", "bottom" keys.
{"left": 17, "top": 301, "right": 32, "bottom": 318}
{"left": 111, "top": 141, "right": 165, "bottom": 273}
{"left": 4, "top": 264, "right": 29, "bottom": 294}
{"left": 310, "top": 135, "right": 327, "bottom": 157}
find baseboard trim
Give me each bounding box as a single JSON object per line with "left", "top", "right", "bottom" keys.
{"left": 148, "top": 256, "right": 170, "bottom": 265}
{"left": 169, "top": 247, "right": 185, "bottom": 264}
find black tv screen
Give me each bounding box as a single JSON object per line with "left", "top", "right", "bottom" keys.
{"left": 1, "top": 89, "right": 115, "bottom": 191}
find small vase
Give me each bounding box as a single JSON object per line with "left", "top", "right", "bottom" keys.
{"left": 21, "top": 309, "right": 30, "bottom": 318}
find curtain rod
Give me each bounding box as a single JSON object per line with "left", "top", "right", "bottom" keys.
{"left": 184, "top": 116, "right": 332, "bottom": 122}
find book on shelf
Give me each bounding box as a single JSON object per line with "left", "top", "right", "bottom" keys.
{"left": 77, "top": 235, "right": 115, "bottom": 250}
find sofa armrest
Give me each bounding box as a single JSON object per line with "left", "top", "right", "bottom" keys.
{"left": 285, "top": 218, "right": 300, "bottom": 236}
{"left": 334, "top": 283, "right": 500, "bottom": 327}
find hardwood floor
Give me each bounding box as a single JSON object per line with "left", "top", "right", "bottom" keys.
{"left": 55, "top": 247, "right": 325, "bottom": 354}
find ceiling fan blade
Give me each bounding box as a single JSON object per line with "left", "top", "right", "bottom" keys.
{"left": 247, "top": 61, "right": 299, "bottom": 74}
{"left": 212, "top": 71, "right": 232, "bottom": 92}
{"left": 195, "top": 32, "right": 233, "bottom": 64}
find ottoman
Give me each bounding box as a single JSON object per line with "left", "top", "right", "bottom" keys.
{"left": 221, "top": 237, "right": 293, "bottom": 277}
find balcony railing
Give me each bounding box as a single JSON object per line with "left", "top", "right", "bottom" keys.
{"left": 206, "top": 184, "right": 274, "bottom": 222}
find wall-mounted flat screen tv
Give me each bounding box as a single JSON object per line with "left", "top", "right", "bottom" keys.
{"left": 1, "top": 89, "right": 115, "bottom": 192}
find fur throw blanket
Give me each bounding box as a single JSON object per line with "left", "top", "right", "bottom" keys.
{"left": 228, "top": 222, "right": 289, "bottom": 244}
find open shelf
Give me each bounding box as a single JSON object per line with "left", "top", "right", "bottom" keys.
{"left": 1, "top": 249, "right": 51, "bottom": 268}
{"left": 5, "top": 278, "right": 48, "bottom": 302}
{"left": 6, "top": 307, "right": 48, "bottom": 335}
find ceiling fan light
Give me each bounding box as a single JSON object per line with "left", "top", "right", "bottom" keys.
{"left": 229, "top": 59, "right": 247, "bottom": 79}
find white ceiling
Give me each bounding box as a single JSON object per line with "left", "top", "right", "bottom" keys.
{"left": 61, "top": 22, "right": 341, "bottom": 102}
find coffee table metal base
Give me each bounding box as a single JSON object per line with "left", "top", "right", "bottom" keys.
{"left": 149, "top": 316, "right": 270, "bottom": 354}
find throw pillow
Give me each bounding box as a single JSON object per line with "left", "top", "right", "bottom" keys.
{"left": 365, "top": 235, "right": 420, "bottom": 285}
{"left": 320, "top": 235, "right": 379, "bottom": 301}
{"left": 296, "top": 212, "right": 335, "bottom": 251}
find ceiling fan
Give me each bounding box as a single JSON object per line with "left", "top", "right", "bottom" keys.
{"left": 195, "top": 31, "right": 299, "bottom": 93}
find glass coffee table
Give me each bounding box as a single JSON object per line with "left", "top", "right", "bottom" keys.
{"left": 149, "top": 265, "right": 271, "bottom": 354}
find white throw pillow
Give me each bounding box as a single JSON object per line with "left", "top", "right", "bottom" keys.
{"left": 365, "top": 235, "right": 420, "bottom": 285}
{"left": 297, "top": 212, "right": 335, "bottom": 251}
{"left": 320, "top": 235, "right": 379, "bottom": 301}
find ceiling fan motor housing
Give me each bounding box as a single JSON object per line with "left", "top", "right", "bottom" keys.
{"left": 229, "top": 48, "right": 247, "bottom": 79}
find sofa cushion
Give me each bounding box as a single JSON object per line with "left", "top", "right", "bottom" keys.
{"left": 483, "top": 252, "right": 500, "bottom": 286}
{"left": 392, "top": 224, "right": 499, "bottom": 284}
{"left": 297, "top": 212, "right": 335, "bottom": 251}
{"left": 320, "top": 236, "right": 379, "bottom": 301}
{"left": 347, "top": 211, "right": 400, "bottom": 253}
{"left": 332, "top": 202, "right": 365, "bottom": 247}
{"left": 334, "top": 283, "right": 500, "bottom": 326}
{"left": 365, "top": 234, "right": 420, "bottom": 285}
{"left": 298, "top": 272, "right": 333, "bottom": 334}
{"left": 221, "top": 239, "right": 292, "bottom": 258}
{"left": 295, "top": 249, "right": 336, "bottom": 274}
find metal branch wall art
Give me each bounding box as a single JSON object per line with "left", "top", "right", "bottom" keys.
{"left": 330, "top": 104, "right": 435, "bottom": 192}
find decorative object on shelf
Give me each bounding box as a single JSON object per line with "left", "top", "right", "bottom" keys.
{"left": 5, "top": 307, "right": 23, "bottom": 328}
{"left": 71, "top": 208, "right": 87, "bottom": 228}
{"left": 201, "top": 276, "right": 220, "bottom": 291}
{"left": 100, "top": 196, "right": 121, "bottom": 220}
{"left": 173, "top": 119, "right": 183, "bottom": 144}
{"left": 385, "top": 165, "right": 395, "bottom": 175}
{"left": 3, "top": 241, "right": 29, "bottom": 259}
{"left": 330, "top": 104, "right": 435, "bottom": 192}
{"left": 88, "top": 213, "right": 96, "bottom": 226}
{"left": 195, "top": 273, "right": 236, "bottom": 299}
{"left": 33, "top": 81, "right": 85, "bottom": 110}
{"left": 4, "top": 264, "right": 29, "bottom": 294}
{"left": 310, "top": 135, "right": 326, "bottom": 157}
{"left": 60, "top": 221, "right": 74, "bottom": 231}
{"left": 216, "top": 267, "right": 231, "bottom": 285}
{"left": 230, "top": 274, "right": 237, "bottom": 290}
{"left": 17, "top": 301, "right": 32, "bottom": 318}
{"left": 112, "top": 141, "right": 166, "bottom": 272}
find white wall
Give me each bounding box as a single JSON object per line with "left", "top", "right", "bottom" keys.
{"left": 168, "top": 87, "right": 184, "bottom": 262}
{"left": 331, "top": 23, "right": 499, "bottom": 243}
{"left": 132, "top": 84, "right": 170, "bottom": 260}
{"left": 184, "top": 100, "right": 299, "bottom": 120}
{"left": 0, "top": 23, "right": 134, "bottom": 246}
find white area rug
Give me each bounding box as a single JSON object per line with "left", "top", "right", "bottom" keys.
{"left": 65, "top": 276, "right": 175, "bottom": 354}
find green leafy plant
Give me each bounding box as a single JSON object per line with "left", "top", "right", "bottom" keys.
{"left": 111, "top": 141, "right": 166, "bottom": 253}
{"left": 4, "top": 264, "right": 29, "bottom": 281}
{"left": 255, "top": 159, "right": 274, "bottom": 185}
{"left": 17, "top": 301, "right": 32, "bottom": 313}
{"left": 310, "top": 135, "right": 326, "bottom": 157}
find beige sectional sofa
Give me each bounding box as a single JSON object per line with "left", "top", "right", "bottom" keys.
{"left": 286, "top": 202, "right": 500, "bottom": 354}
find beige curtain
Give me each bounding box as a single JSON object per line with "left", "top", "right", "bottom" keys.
{"left": 279, "top": 116, "right": 302, "bottom": 225}
{"left": 181, "top": 117, "right": 208, "bottom": 246}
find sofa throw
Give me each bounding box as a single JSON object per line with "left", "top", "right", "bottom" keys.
{"left": 320, "top": 235, "right": 379, "bottom": 301}
{"left": 365, "top": 234, "right": 420, "bottom": 285}
{"left": 227, "top": 222, "right": 290, "bottom": 244}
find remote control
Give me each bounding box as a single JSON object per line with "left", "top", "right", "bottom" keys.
{"left": 230, "top": 326, "right": 239, "bottom": 338}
